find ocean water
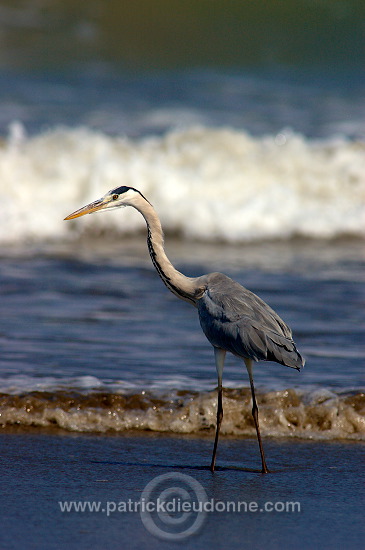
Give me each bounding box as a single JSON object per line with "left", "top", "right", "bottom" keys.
{"left": 0, "top": 238, "right": 364, "bottom": 440}
{"left": 0, "top": 1, "right": 364, "bottom": 442}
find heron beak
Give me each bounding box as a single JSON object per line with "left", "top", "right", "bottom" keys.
{"left": 64, "top": 198, "right": 107, "bottom": 220}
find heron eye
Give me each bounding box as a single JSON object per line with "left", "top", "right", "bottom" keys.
{"left": 112, "top": 194, "right": 119, "bottom": 200}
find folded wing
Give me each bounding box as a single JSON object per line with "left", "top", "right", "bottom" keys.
{"left": 197, "top": 272, "right": 304, "bottom": 370}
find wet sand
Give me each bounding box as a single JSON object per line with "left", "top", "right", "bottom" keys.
{"left": 1, "top": 430, "right": 363, "bottom": 549}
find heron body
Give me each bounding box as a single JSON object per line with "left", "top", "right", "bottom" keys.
{"left": 65, "top": 185, "right": 304, "bottom": 473}
{"left": 198, "top": 272, "right": 301, "bottom": 366}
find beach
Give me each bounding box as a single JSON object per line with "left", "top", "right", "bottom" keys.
{"left": 1, "top": 429, "right": 364, "bottom": 549}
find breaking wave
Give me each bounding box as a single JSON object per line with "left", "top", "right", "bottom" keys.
{"left": 1, "top": 385, "right": 364, "bottom": 441}
{"left": 1, "top": 123, "right": 364, "bottom": 245}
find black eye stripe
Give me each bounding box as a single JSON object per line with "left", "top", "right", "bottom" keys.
{"left": 112, "top": 185, "right": 130, "bottom": 195}
{"left": 108, "top": 186, "right": 150, "bottom": 204}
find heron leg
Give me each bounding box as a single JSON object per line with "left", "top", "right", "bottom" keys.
{"left": 244, "top": 358, "right": 270, "bottom": 474}
{"left": 210, "top": 348, "right": 226, "bottom": 472}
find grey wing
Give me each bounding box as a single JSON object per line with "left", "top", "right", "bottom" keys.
{"left": 197, "top": 273, "right": 304, "bottom": 370}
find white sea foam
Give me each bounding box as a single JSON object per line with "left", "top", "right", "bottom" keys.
{"left": 0, "top": 123, "right": 364, "bottom": 244}
{"left": 0, "top": 381, "right": 363, "bottom": 440}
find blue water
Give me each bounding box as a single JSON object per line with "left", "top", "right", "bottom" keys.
{"left": 1, "top": 240, "right": 364, "bottom": 394}
{"left": 1, "top": 68, "right": 364, "bottom": 139}
{"left": 0, "top": 1, "right": 364, "bottom": 140}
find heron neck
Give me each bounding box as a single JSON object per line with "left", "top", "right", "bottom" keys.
{"left": 135, "top": 199, "right": 201, "bottom": 305}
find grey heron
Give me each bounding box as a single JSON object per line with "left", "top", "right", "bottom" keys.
{"left": 65, "top": 186, "right": 304, "bottom": 473}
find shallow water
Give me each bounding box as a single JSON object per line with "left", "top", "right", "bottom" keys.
{"left": 0, "top": 238, "right": 363, "bottom": 439}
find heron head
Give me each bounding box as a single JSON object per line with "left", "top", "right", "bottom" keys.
{"left": 64, "top": 186, "right": 145, "bottom": 220}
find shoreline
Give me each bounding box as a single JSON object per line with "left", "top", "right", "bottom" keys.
{"left": 1, "top": 386, "right": 364, "bottom": 441}
{"left": 1, "top": 425, "right": 364, "bottom": 444}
